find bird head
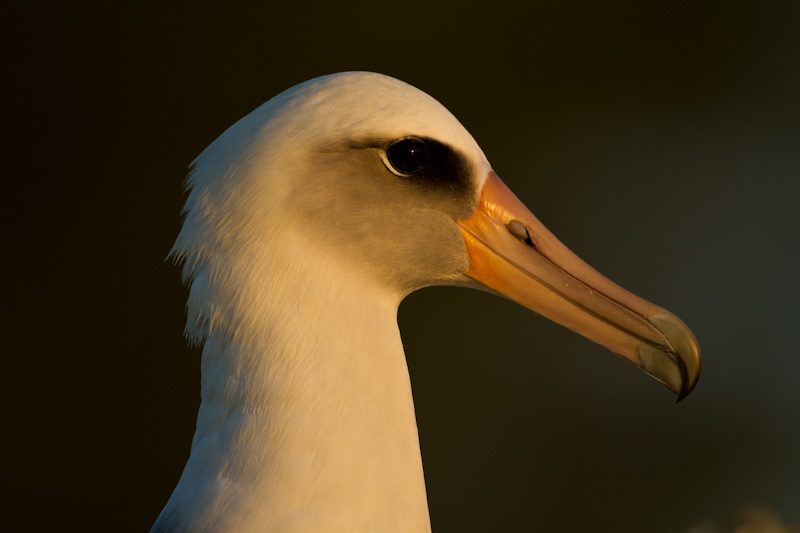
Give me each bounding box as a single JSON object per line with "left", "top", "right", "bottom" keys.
{"left": 171, "top": 71, "right": 700, "bottom": 399}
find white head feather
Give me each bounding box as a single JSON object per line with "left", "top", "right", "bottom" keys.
{"left": 171, "top": 72, "right": 491, "bottom": 347}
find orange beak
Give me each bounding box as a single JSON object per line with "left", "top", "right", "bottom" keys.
{"left": 457, "top": 172, "right": 700, "bottom": 400}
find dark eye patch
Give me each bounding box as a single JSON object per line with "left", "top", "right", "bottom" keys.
{"left": 385, "top": 137, "right": 472, "bottom": 197}
{"left": 329, "top": 135, "right": 475, "bottom": 204}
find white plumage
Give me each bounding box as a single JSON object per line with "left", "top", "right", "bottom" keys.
{"left": 154, "top": 72, "right": 699, "bottom": 532}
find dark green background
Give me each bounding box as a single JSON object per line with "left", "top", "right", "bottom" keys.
{"left": 7, "top": 1, "right": 799, "bottom": 531}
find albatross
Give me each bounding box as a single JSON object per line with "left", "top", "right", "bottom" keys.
{"left": 153, "top": 72, "right": 701, "bottom": 532}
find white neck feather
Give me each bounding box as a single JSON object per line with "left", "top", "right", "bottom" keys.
{"left": 154, "top": 245, "right": 431, "bottom": 532}
{"left": 152, "top": 71, "right": 491, "bottom": 532}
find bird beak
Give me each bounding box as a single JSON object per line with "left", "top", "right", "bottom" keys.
{"left": 457, "top": 171, "right": 701, "bottom": 399}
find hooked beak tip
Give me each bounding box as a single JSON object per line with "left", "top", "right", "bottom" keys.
{"left": 638, "top": 312, "right": 701, "bottom": 401}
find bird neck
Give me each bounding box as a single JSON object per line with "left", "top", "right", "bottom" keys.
{"left": 155, "top": 262, "right": 431, "bottom": 532}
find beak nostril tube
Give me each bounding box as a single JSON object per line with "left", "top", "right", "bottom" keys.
{"left": 506, "top": 219, "right": 535, "bottom": 248}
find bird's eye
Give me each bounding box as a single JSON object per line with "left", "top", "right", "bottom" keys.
{"left": 386, "top": 138, "right": 428, "bottom": 174}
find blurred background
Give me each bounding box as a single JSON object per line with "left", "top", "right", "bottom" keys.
{"left": 6, "top": 1, "right": 799, "bottom": 531}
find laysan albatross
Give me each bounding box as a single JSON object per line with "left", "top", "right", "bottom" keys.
{"left": 153, "top": 72, "right": 701, "bottom": 532}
